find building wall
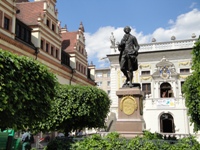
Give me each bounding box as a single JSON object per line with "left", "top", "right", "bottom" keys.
{"left": 0, "top": 0, "right": 16, "bottom": 39}
{"left": 0, "top": 0, "right": 95, "bottom": 86}
{"left": 61, "top": 23, "right": 92, "bottom": 83}
{"left": 95, "top": 68, "right": 111, "bottom": 95}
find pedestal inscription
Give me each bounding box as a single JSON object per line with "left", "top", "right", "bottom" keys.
{"left": 120, "top": 96, "right": 138, "bottom": 115}
{"left": 115, "top": 87, "right": 145, "bottom": 138}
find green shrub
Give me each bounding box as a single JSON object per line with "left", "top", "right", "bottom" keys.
{"left": 46, "top": 132, "right": 200, "bottom": 150}
{"left": 143, "top": 130, "right": 163, "bottom": 140}
{"left": 171, "top": 136, "right": 200, "bottom": 150}
{"left": 71, "top": 134, "right": 106, "bottom": 150}
{"left": 47, "top": 137, "right": 74, "bottom": 150}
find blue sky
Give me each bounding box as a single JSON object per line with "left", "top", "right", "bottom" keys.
{"left": 56, "top": 0, "right": 198, "bottom": 34}
{"left": 30, "top": 0, "right": 200, "bottom": 68}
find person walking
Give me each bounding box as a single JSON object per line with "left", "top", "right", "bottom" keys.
{"left": 21, "top": 129, "right": 31, "bottom": 150}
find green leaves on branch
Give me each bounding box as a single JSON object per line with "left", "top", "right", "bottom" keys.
{"left": 182, "top": 37, "right": 200, "bottom": 132}
{"left": 0, "top": 49, "right": 58, "bottom": 131}
{"left": 39, "top": 84, "right": 111, "bottom": 133}
{"left": 0, "top": 49, "right": 111, "bottom": 134}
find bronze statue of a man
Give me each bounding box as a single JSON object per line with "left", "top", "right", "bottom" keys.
{"left": 118, "top": 26, "right": 140, "bottom": 88}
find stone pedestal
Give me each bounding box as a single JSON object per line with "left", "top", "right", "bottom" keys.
{"left": 115, "top": 86, "right": 145, "bottom": 138}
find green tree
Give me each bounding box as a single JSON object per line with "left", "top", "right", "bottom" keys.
{"left": 0, "top": 49, "right": 58, "bottom": 131}
{"left": 182, "top": 37, "right": 200, "bottom": 131}
{"left": 40, "top": 84, "right": 111, "bottom": 133}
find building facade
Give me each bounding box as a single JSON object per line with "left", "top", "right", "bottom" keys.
{"left": 96, "top": 33, "right": 200, "bottom": 139}
{"left": 0, "top": 0, "right": 95, "bottom": 86}
{"left": 61, "top": 23, "right": 95, "bottom": 84}
{"left": 95, "top": 68, "right": 111, "bottom": 96}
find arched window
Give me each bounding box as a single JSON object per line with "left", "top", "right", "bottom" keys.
{"left": 160, "top": 113, "right": 175, "bottom": 133}
{"left": 160, "top": 82, "right": 173, "bottom": 98}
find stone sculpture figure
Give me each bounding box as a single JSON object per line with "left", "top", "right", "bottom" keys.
{"left": 110, "top": 32, "right": 116, "bottom": 47}
{"left": 118, "top": 26, "right": 140, "bottom": 88}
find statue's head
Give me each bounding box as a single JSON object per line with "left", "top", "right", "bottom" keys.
{"left": 124, "top": 26, "right": 131, "bottom": 34}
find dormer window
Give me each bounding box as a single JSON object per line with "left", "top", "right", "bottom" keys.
{"left": 25, "top": 30, "right": 30, "bottom": 43}
{"left": 51, "top": 46, "right": 54, "bottom": 56}
{"left": 41, "top": 39, "right": 44, "bottom": 50}
{"left": 56, "top": 49, "right": 59, "bottom": 58}
{"left": 46, "top": 19, "right": 50, "bottom": 27}
{"left": 4, "top": 16, "right": 10, "bottom": 30}
{"left": 15, "top": 19, "right": 32, "bottom": 45}
{"left": 16, "top": 24, "right": 20, "bottom": 37}
{"left": 52, "top": 24, "right": 55, "bottom": 31}
{"left": 46, "top": 43, "right": 49, "bottom": 53}
{"left": 21, "top": 27, "right": 25, "bottom": 39}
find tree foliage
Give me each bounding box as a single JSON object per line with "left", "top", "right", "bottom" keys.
{"left": 0, "top": 49, "right": 58, "bottom": 130}
{"left": 37, "top": 84, "right": 111, "bottom": 133}
{"left": 182, "top": 37, "right": 200, "bottom": 131}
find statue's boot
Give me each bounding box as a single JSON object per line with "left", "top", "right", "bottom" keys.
{"left": 122, "top": 81, "right": 128, "bottom": 87}
{"left": 122, "top": 77, "right": 130, "bottom": 87}
{"left": 129, "top": 82, "right": 133, "bottom": 88}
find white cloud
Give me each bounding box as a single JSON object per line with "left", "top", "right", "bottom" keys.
{"left": 152, "top": 9, "right": 200, "bottom": 42}
{"left": 85, "top": 9, "right": 200, "bottom": 68}
{"left": 85, "top": 26, "right": 120, "bottom": 67}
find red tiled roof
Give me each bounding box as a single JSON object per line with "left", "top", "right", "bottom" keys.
{"left": 16, "top": 1, "right": 44, "bottom": 25}
{"left": 61, "top": 31, "right": 78, "bottom": 53}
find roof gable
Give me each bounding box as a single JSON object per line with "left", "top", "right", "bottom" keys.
{"left": 62, "top": 31, "right": 78, "bottom": 52}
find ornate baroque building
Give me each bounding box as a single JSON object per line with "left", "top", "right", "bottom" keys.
{"left": 0, "top": 0, "right": 95, "bottom": 86}
{"left": 96, "top": 33, "right": 200, "bottom": 139}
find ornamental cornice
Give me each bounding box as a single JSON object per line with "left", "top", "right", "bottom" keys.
{"left": 179, "top": 75, "right": 190, "bottom": 79}
{"left": 178, "top": 61, "right": 192, "bottom": 66}
{"left": 139, "top": 64, "right": 151, "bottom": 69}
{"left": 140, "top": 76, "right": 152, "bottom": 81}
